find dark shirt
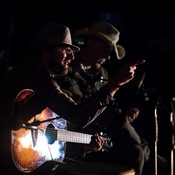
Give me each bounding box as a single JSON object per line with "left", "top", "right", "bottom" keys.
{"left": 0, "top": 60, "right": 113, "bottom": 174}
{"left": 0, "top": 60, "right": 111, "bottom": 129}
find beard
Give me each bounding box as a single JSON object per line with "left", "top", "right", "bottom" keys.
{"left": 48, "top": 60, "right": 68, "bottom": 77}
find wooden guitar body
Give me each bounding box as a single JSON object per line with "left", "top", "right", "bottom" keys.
{"left": 11, "top": 107, "right": 67, "bottom": 173}
{"left": 11, "top": 107, "right": 111, "bottom": 173}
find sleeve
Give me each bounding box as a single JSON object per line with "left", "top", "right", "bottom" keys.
{"left": 37, "top": 76, "right": 111, "bottom": 128}
{"left": 13, "top": 68, "right": 112, "bottom": 129}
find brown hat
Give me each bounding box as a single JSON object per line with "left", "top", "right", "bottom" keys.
{"left": 32, "top": 23, "right": 80, "bottom": 51}
{"left": 73, "top": 21, "right": 125, "bottom": 59}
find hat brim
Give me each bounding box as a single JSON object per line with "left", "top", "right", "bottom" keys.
{"left": 59, "top": 43, "right": 80, "bottom": 52}
{"left": 87, "top": 32, "right": 126, "bottom": 59}
{"left": 114, "top": 44, "right": 125, "bottom": 60}
{"left": 73, "top": 29, "right": 125, "bottom": 59}
{"left": 30, "top": 42, "right": 80, "bottom": 52}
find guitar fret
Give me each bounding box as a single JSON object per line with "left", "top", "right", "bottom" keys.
{"left": 12, "top": 108, "right": 111, "bottom": 174}
{"left": 57, "top": 129, "right": 92, "bottom": 144}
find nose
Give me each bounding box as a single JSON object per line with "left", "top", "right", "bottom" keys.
{"left": 70, "top": 52, "right": 75, "bottom": 60}
{"left": 104, "top": 49, "right": 111, "bottom": 60}
{"left": 107, "top": 55, "right": 111, "bottom": 60}
{"left": 67, "top": 51, "right": 75, "bottom": 60}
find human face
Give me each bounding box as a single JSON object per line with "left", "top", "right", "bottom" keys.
{"left": 47, "top": 46, "right": 75, "bottom": 76}
{"left": 127, "top": 107, "right": 140, "bottom": 123}
{"left": 82, "top": 38, "right": 111, "bottom": 69}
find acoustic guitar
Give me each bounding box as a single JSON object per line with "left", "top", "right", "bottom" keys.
{"left": 11, "top": 107, "right": 111, "bottom": 173}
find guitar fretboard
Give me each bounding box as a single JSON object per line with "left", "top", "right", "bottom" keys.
{"left": 57, "top": 129, "right": 92, "bottom": 144}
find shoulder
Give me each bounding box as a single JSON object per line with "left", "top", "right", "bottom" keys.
{"left": 99, "top": 66, "right": 109, "bottom": 79}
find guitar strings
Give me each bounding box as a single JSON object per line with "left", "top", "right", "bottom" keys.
{"left": 39, "top": 128, "right": 59, "bottom": 172}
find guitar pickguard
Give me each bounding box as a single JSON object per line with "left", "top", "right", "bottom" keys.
{"left": 11, "top": 107, "right": 67, "bottom": 173}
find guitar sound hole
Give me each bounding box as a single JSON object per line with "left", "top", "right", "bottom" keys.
{"left": 45, "top": 124, "right": 57, "bottom": 144}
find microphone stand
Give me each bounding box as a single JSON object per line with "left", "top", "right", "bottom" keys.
{"left": 170, "top": 99, "right": 175, "bottom": 175}
{"left": 154, "top": 102, "right": 158, "bottom": 175}
{"left": 147, "top": 88, "right": 159, "bottom": 175}
{"left": 23, "top": 116, "right": 62, "bottom": 127}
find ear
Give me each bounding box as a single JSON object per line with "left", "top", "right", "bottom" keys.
{"left": 40, "top": 46, "right": 50, "bottom": 56}
{"left": 39, "top": 46, "right": 51, "bottom": 64}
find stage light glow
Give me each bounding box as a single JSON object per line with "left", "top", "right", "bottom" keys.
{"left": 18, "top": 130, "right": 64, "bottom": 160}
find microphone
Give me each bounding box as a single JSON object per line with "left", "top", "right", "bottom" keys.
{"left": 78, "top": 64, "right": 108, "bottom": 86}
{"left": 78, "top": 64, "right": 96, "bottom": 88}
{"left": 138, "top": 72, "right": 146, "bottom": 90}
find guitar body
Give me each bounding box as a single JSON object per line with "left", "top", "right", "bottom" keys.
{"left": 11, "top": 107, "right": 67, "bottom": 173}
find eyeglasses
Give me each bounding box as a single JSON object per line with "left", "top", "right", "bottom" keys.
{"left": 64, "top": 47, "right": 73, "bottom": 55}
{"left": 55, "top": 47, "right": 73, "bottom": 55}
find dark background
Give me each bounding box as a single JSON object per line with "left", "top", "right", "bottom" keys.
{"left": 1, "top": 0, "right": 175, "bottom": 171}
{"left": 1, "top": 0, "right": 175, "bottom": 97}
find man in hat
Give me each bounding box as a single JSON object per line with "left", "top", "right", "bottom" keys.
{"left": 55, "top": 21, "right": 149, "bottom": 175}
{"left": 56, "top": 21, "right": 125, "bottom": 102}
{"left": 0, "top": 22, "right": 144, "bottom": 174}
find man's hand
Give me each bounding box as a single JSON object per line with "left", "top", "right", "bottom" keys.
{"left": 83, "top": 133, "right": 105, "bottom": 153}
{"left": 106, "top": 59, "right": 146, "bottom": 96}
{"left": 114, "top": 59, "right": 146, "bottom": 86}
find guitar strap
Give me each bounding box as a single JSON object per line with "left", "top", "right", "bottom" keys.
{"left": 10, "top": 89, "right": 35, "bottom": 130}
{"left": 15, "top": 89, "right": 35, "bottom": 107}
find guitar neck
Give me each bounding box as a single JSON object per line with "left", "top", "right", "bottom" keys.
{"left": 57, "top": 129, "right": 92, "bottom": 144}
